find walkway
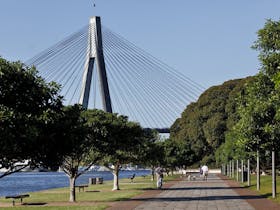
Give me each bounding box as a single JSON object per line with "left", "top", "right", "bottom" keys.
{"left": 108, "top": 173, "right": 280, "bottom": 210}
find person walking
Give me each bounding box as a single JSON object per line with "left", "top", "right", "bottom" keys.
{"left": 155, "top": 166, "right": 164, "bottom": 189}
{"left": 201, "top": 164, "right": 209, "bottom": 181}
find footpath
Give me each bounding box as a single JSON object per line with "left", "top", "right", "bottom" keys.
{"left": 108, "top": 173, "right": 280, "bottom": 210}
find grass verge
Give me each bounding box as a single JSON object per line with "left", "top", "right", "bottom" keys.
{"left": 0, "top": 174, "right": 180, "bottom": 209}
{"left": 234, "top": 173, "right": 280, "bottom": 203}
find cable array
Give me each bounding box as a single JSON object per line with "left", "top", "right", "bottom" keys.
{"left": 25, "top": 23, "right": 205, "bottom": 129}
{"left": 25, "top": 25, "right": 90, "bottom": 105}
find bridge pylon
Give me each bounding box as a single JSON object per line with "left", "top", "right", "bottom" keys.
{"left": 79, "top": 16, "right": 112, "bottom": 113}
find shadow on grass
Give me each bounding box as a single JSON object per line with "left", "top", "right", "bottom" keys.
{"left": 111, "top": 197, "right": 131, "bottom": 202}
{"left": 262, "top": 192, "right": 272, "bottom": 198}
{"left": 23, "top": 202, "right": 47, "bottom": 206}
{"left": 86, "top": 190, "right": 101, "bottom": 193}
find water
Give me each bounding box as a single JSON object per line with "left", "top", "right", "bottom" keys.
{"left": 0, "top": 170, "right": 150, "bottom": 197}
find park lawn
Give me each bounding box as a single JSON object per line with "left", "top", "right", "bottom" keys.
{"left": 0, "top": 174, "right": 180, "bottom": 209}
{"left": 240, "top": 174, "right": 280, "bottom": 203}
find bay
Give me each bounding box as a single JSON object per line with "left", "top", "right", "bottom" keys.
{"left": 0, "top": 169, "right": 150, "bottom": 197}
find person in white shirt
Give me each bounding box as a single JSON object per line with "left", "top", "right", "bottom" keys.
{"left": 155, "top": 166, "right": 164, "bottom": 189}
{"left": 201, "top": 165, "right": 209, "bottom": 181}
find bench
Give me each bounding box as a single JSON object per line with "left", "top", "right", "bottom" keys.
{"left": 75, "top": 184, "right": 88, "bottom": 192}
{"left": 5, "top": 194, "right": 30, "bottom": 206}
{"left": 129, "top": 174, "right": 136, "bottom": 182}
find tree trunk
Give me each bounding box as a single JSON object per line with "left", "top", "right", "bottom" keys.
{"left": 232, "top": 160, "right": 234, "bottom": 178}
{"left": 151, "top": 167, "right": 155, "bottom": 181}
{"left": 69, "top": 176, "right": 76, "bottom": 202}
{"left": 227, "top": 163, "right": 229, "bottom": 176}
{"left": 112, "top": 164, "right": 120, "bottom": 191}
{"left": 229, "top": 161, "right": 232, "bottom": 177}
{"left": 247, "top": 159, "right": 250, "bottom": 187}
{"left": 241, "top": 160, "right": 244, "bottom": 182}
{"left": 257, "top": 150, "right": 260, "bottom": 191}
{"left": 272, "top": 150, "right": 276, "bottom": 198}
{"left": 236, "top": 160, "right": 239, "bottom": 182}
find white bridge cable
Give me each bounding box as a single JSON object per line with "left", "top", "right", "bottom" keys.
{"left": 24, "top": 22, "right": 205, "bottom": 128}
{"left": 102, "top": 34, "right": 153, "bottom": 125}
{"left": 104, "top": 45, "right": 161, "bottom": 127}
{"left": 102, "top": 26, "right": 205, "bottom": 94}
{"left": 25, "top": 25, "right": 90, "bottom": 106}
{"left": 45, "top": 32, "right": 88, "bottom": 83}
{"left": 103, "top": 47, "right": 180, "bottom": 127}
{"left": 103, "top": 30, "right": 185, "bottom": 113}
{"left": 101, "top": 26, "right": 204, "bottom": 127}
{"left": 103, "top": 28, "right": 202, "bottom": 102}
{"left": 26, "top": 26, "right": 88, "bottom": 68}
{"left": 105, "top": 58, "right": 144, "bottom": 125}
{"left": 103, "top": 34, "right": 176, "bottom": 127}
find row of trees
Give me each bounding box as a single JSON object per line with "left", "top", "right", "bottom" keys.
{"left": 215, "top": 19, "right": 280, "bottom": 197}
{"left": 170, "top": 19, "right": 280, "bottom": 167}
{"left": 1, "top": 57, "right": 201, "bottom": 202}
{"left": 216, "top": 19, "right": 280, "bottom": 163}
{"left": 169, "top": 19, "right": 280, "bottom": 197}
{"left": 0, "top": 58, "right": 169, "bottom": 202}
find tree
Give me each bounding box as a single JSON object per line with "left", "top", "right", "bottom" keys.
{"left": 0, "top": 57, "right": 63, "bottom": 178}
{"left": 58, "top": 106, "right": 105, "bottom": 202}
{"left": 215, "top": 130, "right": 249, "bottom": 167}
{"left": 170, "top": 78, "right": 251, "bottom": 166}
{"left": 234, "top": 19, "right": 280, "bottom": 195}
{"left": 86, "top": 110, "right": 146, "bottom": 191}
{"left": 137, "top": 130, "right": 164, "bottom": 181}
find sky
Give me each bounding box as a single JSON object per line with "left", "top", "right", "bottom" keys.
{"left": 1, "top": 0, "right": 280, "bottom": 89}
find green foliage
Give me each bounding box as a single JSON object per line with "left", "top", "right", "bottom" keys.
{"left": 136, "top": 129, "right": 164, "bottom": 168}
{"left": 59, "top": 105, "right": 99, "bottom": 177}
{"left": 83, "top": 109, "right": 154, "bottom": 190}
{"left": 170, "top": 78, "right": 251, "bottom": 166}
{"left": 84, "top": 110, "right": 146, "bottom": 165}
{"left": 234, "top": 19, "right": 280, "bottom": 160}
{"left": 0, "top": 57, "right": 63, "bottom": 177}
{"left": 162, "top": 138, "right": 195, "bottom": 170}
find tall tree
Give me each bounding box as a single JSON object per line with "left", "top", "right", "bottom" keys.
{"left": 86, "top": 110, "right": 146, "bottom": 191}
{"left": 0, "top": 58, "right": 63, "bottom": 178}
{"left": 170, "top": 78, "right": 251, "bottom": 166}
{"left": 235, "top": 19, "right": 280, "bottom": 195}
{"left": 137, "top": 130, "right": 164, "bottom": 181}
{"left": 59, "top": 106, "right": 104, "bottom": 202}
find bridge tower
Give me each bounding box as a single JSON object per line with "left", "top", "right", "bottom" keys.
{"left": 79, "top": 16, "right": 112, "bottom": 112}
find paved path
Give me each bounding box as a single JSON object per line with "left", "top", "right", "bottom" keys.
{"left": 134, "top": 174, "right": 254, "bottom": 210}
{"left": 108, "top": 173, "right": 280, "bottom": 210}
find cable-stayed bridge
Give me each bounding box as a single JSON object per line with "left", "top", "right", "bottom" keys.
{"left": 25, "top": 17, "right": 204, "bottom": 132}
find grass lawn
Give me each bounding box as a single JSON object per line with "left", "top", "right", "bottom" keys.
{"left": 0, "top": 174, "right": 180, "bottom": 209}
{"left": 234, "top": 173, "right": 280, "bottom": 203}
{"left": 246, "top": 174, "right": 280, "bottom": 202}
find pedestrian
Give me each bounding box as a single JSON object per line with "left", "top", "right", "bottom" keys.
{"left": 155, "top": 166, "right": 164, "bottom": 189}
{"left": 201, "top": 164, "right": 209, "bottom": 181}
{"left": 199, "top": 165, "right": 203, "bottom": 177}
